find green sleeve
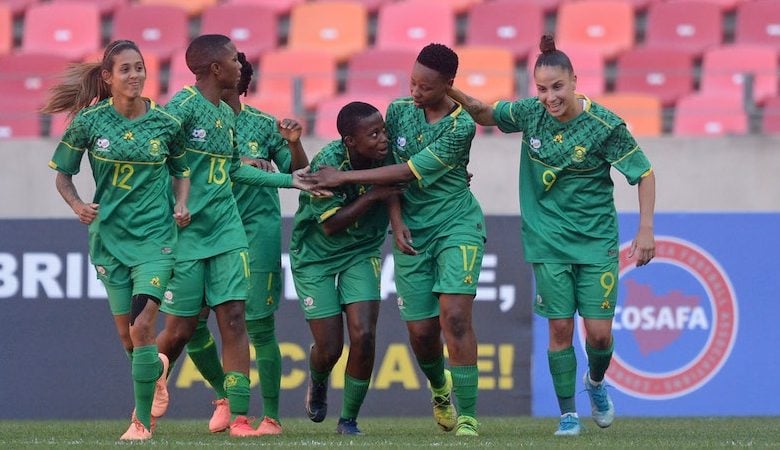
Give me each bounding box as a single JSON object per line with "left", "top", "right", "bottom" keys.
{"left": 493, "top": 99, "right": 529, "bottom": 134}
{"left": 49, "top": 112, "right": 89, "bottom": 175}
{"left": 604, "top": 124, "right": 652, "bottom": 185}
{"left": 408, "top": 118, "right": 475, "bottom": 187}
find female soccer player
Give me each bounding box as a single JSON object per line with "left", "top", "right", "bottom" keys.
{"left": 448, "top": 34, "right": 656, "bottom": 436}
{"left": 183, "top": 51, "right": 309, "bottom": 436}
{"left": 44, "top": 39, "right": 191, "bottom": 441}
{"left": 291, "top": 101, "right": 403, "bottom": 435}
{"left": 304, "top": 44, "right": 485, "bottom": 437}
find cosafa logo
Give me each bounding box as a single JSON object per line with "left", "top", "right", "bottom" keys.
{"left": 580, "top": 236, "right": 738, "bottom": 400}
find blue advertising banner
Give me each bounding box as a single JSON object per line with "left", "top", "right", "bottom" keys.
{"left": 532, "top": 213, "right": 780, "bottom": 416}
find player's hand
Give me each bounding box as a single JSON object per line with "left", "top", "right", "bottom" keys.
{"left": 300, "top": 165, "right": 343, "bottom": 189}
{"left": 293, "top": 166, "right": 332, "bottom": 197}
{"left": 467, "top": 171, "right": 474, "bottom": 187}
{"left": 74, "top": 202, "right": 99, "bottom": 225}
{"left": 241, "top": 157, "right": 276, "bottom": 172}
{"left": 277, "top": 118, "right": 303, "bottom": 143}
{"left": 173, "top": 203, "right": 190, "bottom": 228}
{"left": 628, "top": 225, "right": 655, "bottom": 267}
{"left": 393, "top": 224, "right": 417, "bottom": 256}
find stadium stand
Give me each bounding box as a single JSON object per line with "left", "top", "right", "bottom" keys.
{"left": 314, "top": 93, "right": 392, "bottom": 139}
{"left": 346, "top": 48, "right": 417, "bottom": 99}
{"left": 699, "top": 44, "right": 778, "bottom": 105}
{"left": 52, "top": 0, "right": 129, "bottom": 16}
{"left": 643, "top": 1, "right": 723, "bottom": 57}
{"left": 673, "top": 94, "right": 748, "bottom": 136}
{"left": 112, "top": 5, "right": 189, "bottom": 62}
{"left": 4, "top": 0, "right": 36, "bottom": 16}
{"left": 331, "top": 0, "right": 392, "bottom": 14}
{"left": 0, "top": 4, "right": 11, "bottom": 56}
{"left": 427, "top": 0, "right": 483, "bottom": 14}
{"left": 594, "top": 93, "right": 663, "bottom": 137}
{"left": 694, "top": 0, "right": 746, "bottom": 11}
{"left": 734, "top": 0, "right": 780, "bottom": 51}
{"left": 455, "top": 46, "right": 515, "bottom": 105}
{"left": 21, "top": 2, "right": 101, "bottom": 61}
{"left": 555, "top": 0, "right": 635, "bottom": 59}
{"left": 200, "top": 3, "right": 278, "bottom": 62}
{"left": 614, "top": 47, "right": 694, "bottom": 107}
{"left": 164, "top": 48, "right": 194, "bottom": 102}
{"left": 760, "top": 96, "right": 780, "bottom": 134}
{"left": 465, "top": 0, "right": 545, "bottom": 62}
{"left": 137, "top": 0, "right": 218, "bottom": 16}
{"left": 288, "top": 1, "right": 368, "bottom": 63}
{"left": 375, "top": 0, "right": 455, "bottom": 52}
{"left": 226, "top": 0, "right": 304, "bottom": 15}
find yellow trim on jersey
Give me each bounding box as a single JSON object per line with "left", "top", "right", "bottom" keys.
{"left": 154, "top": 104, "right": 182, "bottom": 126}
{"left": 240, "top": 103, "right": 276, "bottom": 123}
{"left": 423, "top": 147, "right": 455, "bottom": 170}
{"left": 90, "top": 153, "right": 167, "bottom": 165}
{"left": 175, "top": 86, "right": 198, "bottom": 106}
{"left": 406, "top": 160, "right": 422, "bottom": 180}
{"left": 640, "top": 168, "right": 654, "bottom": 178}
{"left": 81, "top": 100, "right": 112, "bottom": 117}
{"left": 48, "top": 161, "right": 58, "bottom": 170}
{"left": 610, "top": 144, "right": 641, "bottom": 165}
{"left": 58, "top": 141, "right": 86, "bottom": 153}
{"left": 319, "top": 206, "right": 340, "bottom": 222}
{"left": 185, "top": 147, "right": 232, "bottom": 158}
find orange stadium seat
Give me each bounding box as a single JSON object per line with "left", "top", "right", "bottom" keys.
{"left": 615, "top": 47, "right": 694, "bottom": 106}
{"left": 346, "top": 48, "right": 417, "bottom": 99}
{"left": 699, "top": 44, "right": 778, "bottom": 105}
{"left": 734, "top": 0, "right": 780, "bottom": 51}
{"left": 376, "top": 0, "right": 455, "bottom": 52}
{"left": 0, "top": 4, "right": 11, "bottom": 56}
{"left": 329, "top": 0, "right": 392, "bottom": 13}
{"left": 226, "top": 0, "right": 305, "bottom": 15}
{"left": 761, "top": 96, "right": 780, "bottom": 134}
{"left": 112, "top": 5, "right": 189, "bottom": 62}
{"left": 200, "top": 3, "right": 277, "bottom": 61}
{"left": 137, "top": 0, "right": 218, "bottom": 16}
{"left": 594, "top": 93, "right": 663, "bottom": 136}
{"left": 527, "top": 45, "right": 606, "bottom": 97}
{"left": 288, "top": 2, "right": 368, "bottom": 63}
{"left": 314, "top": 94, "right": 392, "bottom": 139}
{"left": 643, "top": 1, "right": 723, "bottom": 57}
{"left": 455, "top": 46, "right": 515, "bottom": 105}
{"left": 21, "top": 3, "right": 101, "bottom": 60}
{"left": 555, "top": 0, "right": 635, "bottom": 60}
{"left": 52, "top": 0, "right": 129, "bottom": 15}
{"left": 465, "top": 0, "right": 545, "bottom": 62}
{"left": 673, "top": 94, "right": 747, "bottom": 136}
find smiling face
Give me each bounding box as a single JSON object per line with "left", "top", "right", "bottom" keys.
{"left": 345, "top": 111, "right": 388, "bottom": 165}
{"left": 409, "top": 62, "right": 451, "bottom": 110}
{"left": 534, "top": 64, "right": 579, "bottom": 122}
{"left": 103, "top": 49, "right": 145, "bottom": 100}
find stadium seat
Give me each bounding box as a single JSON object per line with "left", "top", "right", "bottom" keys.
{"left": 426, "top": 0, "right": 483, "bottom": 14}
{"left": 699, "top": 44, "right": 778, "bottom": 105}
{"left": 346, "top": 48, "right": 417, "bottom": 99}
{"left": 614, "top": 47, "right": 694, "bottom": 106}
{"left": 465, "top": 0, "right": 545, "bottom": 62}
{"left": 526, "top": 45, "right": 606, "bottom": 97}
{"left": 734, "top": 0, "right": 780, "bottom": 51}
{"left": 760, "top": 96, "right": 780, "bottom": 134}
{"left": 21, "top": 3, "right": 101, "bottom": 61}
{"left": 52, "top": 0, "right": 129, "bottom": 16}
{"left": 376, "top": 1, "right": 455, "bottom": 52}
{"left": 4, "top": 0, "right": 36, "bottom": 16}
{"left": 225, "top": 0, "right": 304, "bottom": 15}
{"left": 200, "top": 3, "right": 277, "bottom": 61}
{"left": 691, "top": 0, "right": 746, "bottom": 11}
{"left": 0, "top": 98, "right": 41, "bottom": 138}
{"left": 112, "top": 5, "right": 189, "bottom": 62}
{"left": 643, "top": 1, "right": 723, "bottom": 57}
{"left": 0, "top": 4, "right": 11, "bottom": 56}
{"left": 594, "top": 93, "right": 663, "bottom": 136}
{"left": 288, "top": 2, "right": 368, "bottom": 63}
{"left": 314, "top": 94, "right": 392, "bottom": 139}
{"left": 164, "top": 49, "right": 195, "bottom": 102}
{"left": 555, "top": 0, "right": 635, "bottom": 60}
{"left": 455, "top": 46, "right": 515, "bottom": 105}
{"left": 251, "top": 49, "right": 338, "bottom": 113}
{"left": 0, "top": 53, "right": 72, "bottom": 106}
{"left": 330, "top": 0, "right": 391, "bottom": 13}
{"left": 137, "top": 0, "right": 218, "bottom": 16}
{"left": 673, "top": 94, "right": 747, "bottom": 136}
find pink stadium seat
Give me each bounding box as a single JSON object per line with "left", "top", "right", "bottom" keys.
{"left": 376, "top": 1, "right": 455, "bottom": 52}
{"left": 527, "top": 45, "right": 606, "bottom": 97}
{"left": 288, "top": 2, "right": 368, "bottom": 63}
{"left": 200, "top": 3, "right": 277, "bottom": 61}
{"left": 0, "top": 98, "right": 41, "bottom": 138}
{"left": 465, "top": 0, "right": 545, "bottom": 62}
{"left": 691, "top": 0, "right": 746, "bottom": 11}
{"left": 318, "top": 0, "right": 391, "bottom": 13}
{"left": 137, "top": 0, "right": 218, "bottom": 16}
{"left": 673, "top": 94, "right": 747, "bottom": 136}
{"left": 21, "top": 3, "right": 101, "bottom": 60}
{"left": 455, "top": 46, "right": 515, "bottom": 105}
{"left": 164, "top": 49, "right": 196, "bottom": 103}
{"left": 251, "top": 49, "right": 338, "bottom": 113}
{"left": 226, "top": 0, "right": 304, "bottom": 15}
{"left": 699, "top": 44, "right": 778, "bottom": 105}
{"left": 594, "top": 93, "right": 663, "bottom": 136}
{"left": 0, "top": 4, "right": 11, "bottom": 56}
{"left": 52, "top": 0, "right": 129, "bottom": 15}
{"left": 112, "top": 5, "right": 189, "bottom": 62}
{"left": 0, "top": 53, "right": 71, "bottom": 106}
{"left": 427, "top": 0, "right": 483, "bottom": 14}
{"left": 5, "top": 0, "right": 37, "bottom": 16}
{"left": 734, "top": 0, "right": 780, "bottom": 51}
{"left": 643, "top": 1, "right": 723, "bottom": 57}
{"left": 314, "top": 94, "right": 393, "bottom": 139}
{"left": 346, "top": 48, "right": 417, "bottom": 99}
{"left": 761, "top": 96, "right": 780, "bottom": 134}
{"left": 555, "top": 0, "right": 635, "bottom": 59}
{"left": 615, "top": 47, "right": 694, "bottom": 106}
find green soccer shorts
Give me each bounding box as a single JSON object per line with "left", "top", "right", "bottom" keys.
{"left": 532, "top": 261, "right": 619, "bottom": 319}
{"left": 293, "top": 257, "right": 381, "bottom": 320}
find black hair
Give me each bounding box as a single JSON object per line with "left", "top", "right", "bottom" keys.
{"left": 534, "top": 34, "right": 574, "bottom": 73}
{"left": 236, "top": 52, "right": 253, "bottom": 96}
{"left": 185, "top": 34, "right": 232, "bottom": 77}
{"left": 336, "top": 101, "right": 380, "bottom": 139}
{"left": 416, "top": 43, "right": 458, "bottom": 79}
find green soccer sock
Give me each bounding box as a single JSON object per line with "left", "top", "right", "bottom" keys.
{"left": 548, "top": 347, "right": 577, "bottom": 415}
{"left": 586, "top": 338, "right": 614, "bottom": 383}
{"left": 417, "top": 356, "right": 447, "bottom": 391}
{"left": 131, "top": 344, "right": 162, "bottom": 430}
{"left": 247, "top": 316, "right": 281, "bottom": 421}
{"left": 186, "top": 318, "right": 227, "bottom": 399}
{"left": 224, "top": 371, "right": 250, "bottom": 419}
{"left": 341, "top": 374, "right": 370, "bottom": 420}
{"left": 450, "top": 365, "right": 479, "bottom": 418}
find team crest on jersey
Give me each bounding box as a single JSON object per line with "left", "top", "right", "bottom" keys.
{"left": 163, "top": 290, "right": 174, "bottom": 304}
{"left": 572, "top": 146, "right": 588, "bottom": 163}
{"left": 248, "top": 141, "right": 260, "bottom": 157}
{"left": 191, "top": 128, "right": 207, "bottom": 142}
{"left": 148, "top": 139, "right": 161, "bottom": 156}
{"left": 95, "top": 138, "right": 110, "bottom": 151}
{"left": 396, "top": 136, "right": 407, "bottom": 147}
{"left": 303, "top": 296, "right": 315, "bottom": 310}
{"left": 529, "top": 137, "right": 541, "bottom": 152}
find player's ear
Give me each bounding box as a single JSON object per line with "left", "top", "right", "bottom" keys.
{"left": 343, "top": 135, "right": 355, "bottom": 148}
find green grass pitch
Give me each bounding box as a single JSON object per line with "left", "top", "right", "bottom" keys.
{"left": 2, "top": 417, "right": 779, "bottom": 449}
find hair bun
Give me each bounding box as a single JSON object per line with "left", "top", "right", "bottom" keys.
{"left": 539, "top": 34, "right": 557, "bottom": 53}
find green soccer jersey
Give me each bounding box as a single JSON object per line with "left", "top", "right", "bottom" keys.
{"left": 232, "top": 104, "right": 292, "bottom": 272}
{"left": 289, "top": 141, "right": 389, "bottom": 276}
{"left": 49, "top": 98, "right": 189, "bottom": 266}
{"left": 385, "top": 98, "right": 486, "bottom": 247}
{"left": 493, "top": 94, "right": 653, "bottom": 264}
{"left": 167, "top": 86, "right": 297, "bottom": 261}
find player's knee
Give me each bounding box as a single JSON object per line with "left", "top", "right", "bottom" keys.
{"left": 130, "top": 294, "right": 160, "bottom": 326}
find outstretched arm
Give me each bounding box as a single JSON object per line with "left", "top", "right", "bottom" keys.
{"left": 304, "top": 163, "right": 416, "bottom": 189}
{"left": 447, "top": 85, "right": 497, "bottom": 126}
{"left": 321, "top": 184, "right": 405, "bottom": 236}
{"left": 628, "top": 171, "right": 656, "bottom": 267}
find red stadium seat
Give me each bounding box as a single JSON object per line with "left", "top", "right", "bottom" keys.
{"left": 164, "top": 49, "right": 196, "bottom": 103}
{"left": 761, "top": 96, "right": 780, "bottom": 134}
{"left": 5, "top": 0, "right": 37, "bottom": 16}
{"left": 455, "top": 46, "right": 515, "bottom": 105}
{"left": 691, "top": 0, "right": 746, "bottom": 11}
{"left": 615, "top": 47, "right": 694, "bottom": 106}
{"left": 555, "top": 0, "right": 635, "bottom": 59}
{"left": 200, "top": 3, "right": 277, "bottom": 61}
{"left": 21, "top": 3, "right": 101, "bottom": 60}
{"left": 673, "top": 94, "right": 747, "bottom": 136}
{"left": 594, "top": 93, "right": 663, "bottom": 136}
{"left": 137, "top": 0, "right": 218, "bottom": 16}
{"left": 112, "top": 5, "right": 189, "bottom": 62}
{"left": 0, "top": 4, "right": 11, "bottom": 56}
{"left": 426, "top": 0, "right": 483, "bottom": 14}
{"left": 314, "top": 94, "right": 392, "bottom": 139}
{"left": 527, "top": 45, "right": 606, "bottom": 97}
{"left": 0, "top": 53, "right": 71, "bottom": 106}
{"left": 376, "top": 1, "right": 455, "bottom": 52}
{"left": 643, "top": 1, "right": 723, "bottom": 57}
{"left": 52, "top": 0, "right": 129, "bottom": 15}
{"left": 251, "top": 49, "right": 338, "bottom": 113}
{"left": 734, "top": 0, "right": 780, "bottom": 51}
{"left": 0, "top": 98, "right": 41, "bottom": 138}
{"left": 346, "top": 48, "right": 417, "bottom": 99}
{"left": 288, "top": 2, "right": 368, "bottom": 63}
{"left": 225, "top": 0, "right": 304, "bottom": 15}
{"left": 465, "top": 0, "right": 545, "bottom": 62}
{"left": 699, "top": 44, "right": 778, "bottom": 105}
